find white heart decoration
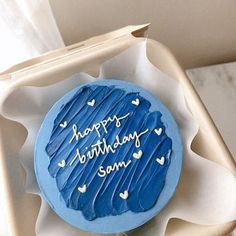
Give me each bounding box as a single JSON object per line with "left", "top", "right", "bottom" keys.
{"left": 119, "top": 190, "right": 129, "bottom": 200}
{"left": 131, "top": 98, "right": 140, "bottom": 106}
{"left": 156, "top": 156, "right": 165, "bottom": 165}
{"left": 154, "top": 128, "right": 162, "bottom": 136}
{"left": 58, "top": 160, "right": 66, "bottom": 168}
{"left": 87, "top": 99, "right": 96, "bottom": 106}
{"left": 133, "top": 150, "right": 143, "bottom": 159}
{"left": 59, "top": 121, "right": 67, "bottom": 128}
{"left": 78, "top": 184, "right": 87, "bottom": 193}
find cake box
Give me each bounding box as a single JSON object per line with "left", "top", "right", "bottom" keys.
{"left": 0, "top": 24, "right": 235, "bottom": 236}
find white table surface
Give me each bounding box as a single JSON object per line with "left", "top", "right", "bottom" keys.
{"left": 186, "top": 62, "right": 236, "bottom": 160}
{"left": 0, "top": 62, "right": 235, "bottom": 236}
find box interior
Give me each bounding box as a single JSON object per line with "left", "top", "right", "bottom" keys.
{"left": 0, "top": 25, "right": 235, "bottom": 236}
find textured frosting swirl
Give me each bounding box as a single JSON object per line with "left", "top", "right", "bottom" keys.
{"left": 46, "top": 84, "right": 172, "bottom": 220}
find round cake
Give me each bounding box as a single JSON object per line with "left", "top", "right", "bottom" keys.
{"left": 35, "top": 79, "right": 183, "bottom": 234}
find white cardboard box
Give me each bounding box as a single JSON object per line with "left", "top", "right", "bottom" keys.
{"left": 0, "top": 24, "right": 235, "bottom": 236}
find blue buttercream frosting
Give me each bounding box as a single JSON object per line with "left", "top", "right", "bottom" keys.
{"left": 35, "top": 79, "right": 183, "bottom": 234}
{"left": 45, "top": 84, "right": 172, "bottom": 220}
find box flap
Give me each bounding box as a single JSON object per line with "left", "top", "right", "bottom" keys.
{"left": 0, "top": 24, "right": 149, "bottom": 79}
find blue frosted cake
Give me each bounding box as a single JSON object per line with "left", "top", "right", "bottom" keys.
{"left": 35, "top": 79, "right": 183, "bottom": 234}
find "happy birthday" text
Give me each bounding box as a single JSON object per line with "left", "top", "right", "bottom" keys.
{"left": 69, "top": 129, "right": 149, "bottom": 166}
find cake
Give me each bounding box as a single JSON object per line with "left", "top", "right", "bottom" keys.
{"left": 34, "top": 79, "right": 183, "bottom": 234}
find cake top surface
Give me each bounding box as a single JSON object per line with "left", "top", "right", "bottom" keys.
{"left": 35, "top": 79, "right": 183, "bottom": 234}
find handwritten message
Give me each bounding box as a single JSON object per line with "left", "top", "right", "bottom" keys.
{"left": 60, "top": 112, "right": 149, "bottom": 177}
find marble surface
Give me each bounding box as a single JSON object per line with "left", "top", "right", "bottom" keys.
{"left": 186, "top": 62, "right": 236, "bottom": 160}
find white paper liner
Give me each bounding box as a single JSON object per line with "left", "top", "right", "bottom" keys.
{"left": 0, "top": 41, "right": 235, "bottom": 236}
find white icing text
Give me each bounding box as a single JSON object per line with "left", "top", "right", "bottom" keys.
{"left": 69, "top": 113, "right": 130, "bottom": 143}
{"left": 70, "top": 129, "right": 149, "bottom": 166}
{"left": 98, "top": 160, "right": 132, "bottom": 177}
